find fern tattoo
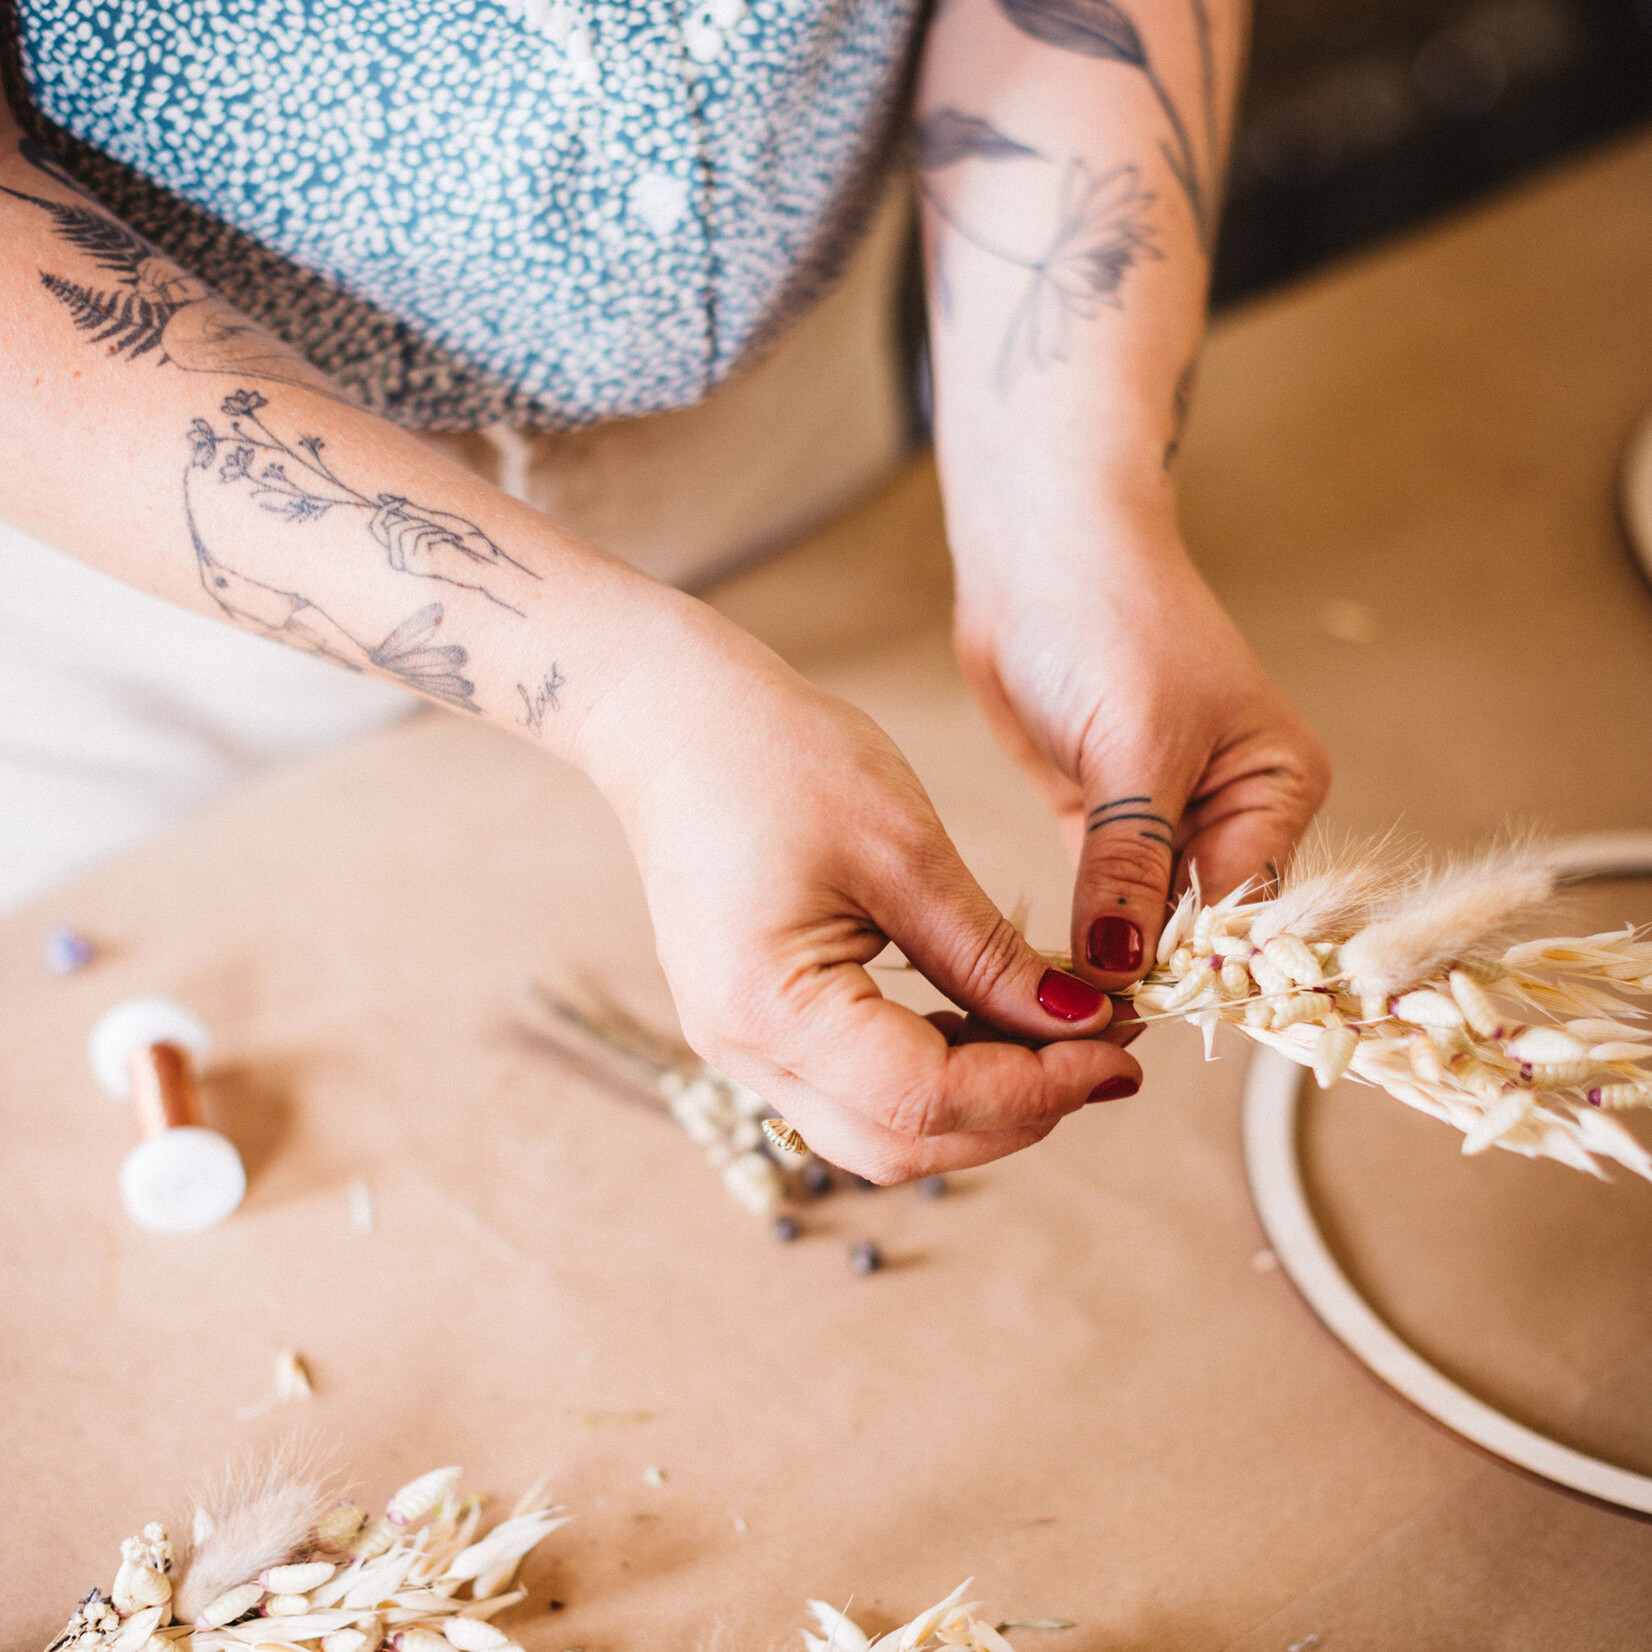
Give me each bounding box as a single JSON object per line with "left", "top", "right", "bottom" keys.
{"left": 38, "top": 272, "right": 171, "bottom": 359}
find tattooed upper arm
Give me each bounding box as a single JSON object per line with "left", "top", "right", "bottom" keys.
{"left": 2, "top": 137, "right": 341, "bottom": 394}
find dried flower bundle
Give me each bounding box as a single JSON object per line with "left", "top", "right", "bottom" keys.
{"left": 517, "top": 984, "right": 824, "bottom": 1217}
{"left": 47, "top": 1465, "right": 565, "bottom": 1652}
{"left": 1130, "top": 835, "right": 1652, "bottom": 1179}
{"left": 802, "top": 1581, "right": 1016, "bottom": 1652}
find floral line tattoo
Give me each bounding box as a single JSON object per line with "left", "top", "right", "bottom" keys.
{"left": 918, "top": 110, "right": 1160, "bottom": 395}
{"left": 994, "top": 0, "right": 1217, "bottom": 253}
{"left": 181, "top": 389, "right": 543, "bottom": 713}
{"left": 185, "top": 389, "right": 537, "bottom": 614}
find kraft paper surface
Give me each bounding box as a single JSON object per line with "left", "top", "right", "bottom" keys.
{"left": 8, "top": 129, "right": 1652, "bottom": 1649}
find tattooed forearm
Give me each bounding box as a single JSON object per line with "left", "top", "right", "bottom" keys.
{"left": 188, "top": 390, "right": 538, "bottom": 612}
{"left": 2, "top": 138, "right": 343, "bottom": 395}
{"left": 993, "top": 0, "right": 1217, "bottom": 254}
{"left": 918, "top": 109, "right": 1159, "bottom": 394}
{"left": 516, "top": 667, "right": 565, "bottom": 735}
{"left": 183, "top": 389, "right": 545, "bottom": 713}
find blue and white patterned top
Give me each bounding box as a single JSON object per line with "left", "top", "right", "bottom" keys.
{"left": 6, "top": 1, "right": 921, "bottom": 428}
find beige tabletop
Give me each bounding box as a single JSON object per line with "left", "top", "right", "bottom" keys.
{"left": 7, "top": 129, "right": 1652, "bottom": 1650}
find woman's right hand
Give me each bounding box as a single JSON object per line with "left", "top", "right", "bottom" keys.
{"left": 574, "top": 595, "right": 1143, "bottom": 1183}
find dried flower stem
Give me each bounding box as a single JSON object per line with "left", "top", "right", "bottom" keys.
{"left": 1129, "top": 839, "right": 1652, "bottom": 1180}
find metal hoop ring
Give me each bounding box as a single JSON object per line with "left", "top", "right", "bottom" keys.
{"left": 1241, "top": 830, "right": 1652, "bottom": 1514}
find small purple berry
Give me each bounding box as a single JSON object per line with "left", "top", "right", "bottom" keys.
{"left": 44, "top": 925, "right": 95, "bottom": 976}
{"left": 918, "top": 1174, "right": 948, "bottom": 1199}
{"left": 799, "top": 1160, "right": 833, "bottom": 1197}
{"left": 771, "top": 1214, "right": 801, "bottom": 1244}
{"left": 849, "top": 1240, "right": 883, "bottom": 1276}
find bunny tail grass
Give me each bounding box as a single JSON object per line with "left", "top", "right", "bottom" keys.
{"left": 171, "top": 1439, "right": 336, "bottom": 1622}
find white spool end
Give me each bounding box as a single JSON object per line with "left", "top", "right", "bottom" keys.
{"left": 89, "top": 997, "right": 212, "bottom": 1098}
{"left": 120, "top": 1127, "right": 246, "bottom": 1234}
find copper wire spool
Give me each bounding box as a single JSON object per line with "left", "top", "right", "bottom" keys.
{"left": 127, "top": 1041, "right": 200, "bottom": 1139}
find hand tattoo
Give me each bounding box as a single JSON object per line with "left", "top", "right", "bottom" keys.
{"left": 1088, "top": 795, "right": 1175, "bottom": 848}
{"left": 918, "top": 110, "right": 1160, "bottom": 394}
{"left": 994, "top": 0, "right": 1218, "bottom": 252}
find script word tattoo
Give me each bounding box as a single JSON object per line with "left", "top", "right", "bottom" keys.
{"left": 516, "top": 667, "right": 565, "bottom": 735}
{"left": 994, "top": 0, "right": 1219, "bottom": 253}
{"left": 918, "top": 110, "right": 1159, "bottom": 395}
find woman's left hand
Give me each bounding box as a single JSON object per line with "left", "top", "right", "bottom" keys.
{"left": 951, "top": 521, "right": 1331, "bottom": 993}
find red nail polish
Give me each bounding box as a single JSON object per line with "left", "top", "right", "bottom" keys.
{"left": 1087, "top": 915, "right": 1144, "bottom": 973}
{"left": 1037, "top": 968, "right": 1104, "bottom": 1022}
{"left": 1088, "top": 1076, "right": 1141, "bottom": 1102}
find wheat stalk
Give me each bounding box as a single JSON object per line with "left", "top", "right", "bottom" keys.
{"left": 1128, "top": 835, "right": 1652, "bottom": 1180}
{"left": 46, "top": 1467, "right": 565, "bottom": 1652}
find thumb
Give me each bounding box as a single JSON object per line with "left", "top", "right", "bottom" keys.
{"left": 1071, "top": 782, "right": 1187, "bottom": 991}
{"left": 874, "top": 837, "right": 1116, "bottom": 1042}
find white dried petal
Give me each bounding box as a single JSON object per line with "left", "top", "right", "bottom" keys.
{"left": 457, "top": 1589, "right": 526, "bottom": 1619}
{"left": 1407, "top": 1036, "right": 1445, "bottom": 1086}
{"left": 1587, "top": 1041, "right": 1652, "bottom": 1063}
{"left": 467, "top": 1560, "right": 521, "bottom": 1601}
{"left": 443, "top": 1510, "right": 568, "bottom": 1583}
{"left": 1527, "top": 1060, "right": 1595, "bottom": 1085}
{"left": 1311, "top": 1025, "right": 1358, "bottom": 1089}
{"left": 1156, "top": 892, "right": 1196, "bottom": 963}
{"left": 323, "top": 1633, "right": 373, "bottom": 1652}
{"left": 391, "top": 1630, "right": 450, "bottom": 1652}
{"left": 386, "top": 1467, "right": 462, "bottom": 1527}
{"left": 1211, "top": 932, "right": 1251, "bottom": 958}
{"left": 263, "top": 1563, "right": 336, "bottom": 1594}
{"left": 1243, "top": 996, "right": 1273, "bottom": 1029}
{"left": 721, "top": 1150, "right": 783, "bottom": 1216}
{"left": 109, "top": 1606, "right": 166, "bottom": 1652}
{"left": 1507, "top": 1026, "right": 1587, "bottom": 1064}
{"left": 1218, "top": 960, "right": 1251, "bottom": 1000}
{"left": 1161, "top": 961, "right": 1215, "bottom": 1013}
{"left": 1392, "top": 989, "right": 1463, "bottom": 1029}
{"left": 1169, "top": 946, "right": 1194, "bottom": 978}
{"left": 113, "top": 1560, "right": 172, "bottom": 1614}
{"left": 1263, "top": 935, "right": 1322, "bottom": 987}
{"left": 443, "top": 1619, "right": 510, "bottom": 1650}
{"left": 1448, "top": 970, "right": 1507, "bottom": 1038}
{"left": 217, "top": 1610, "right": 359, "bottom": 1641}
{"left": 1463, "top": 1092, "right": 1530, "bottom": 1154}
{"left": 1270, "top": 994, "right": 1327, "bottom": 1030}
{"left": 264, "top": 1593, "right": 311, "bottom": 1616}
{"left": 197, "top": 1583, "right": 265, "bottom": 1628}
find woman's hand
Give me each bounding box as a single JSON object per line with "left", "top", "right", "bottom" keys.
{"left": 950, "top": 522, "right": 1331, "bottom": 993}
{"left": 575, "top": 595, "right": 1144, "bottom": 1183}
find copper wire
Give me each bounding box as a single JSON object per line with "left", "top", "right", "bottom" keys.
{"left": 128, "top": 1041, "right": 199, "bottom": 1139}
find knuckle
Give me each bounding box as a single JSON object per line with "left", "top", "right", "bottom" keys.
{"left": 878, "top": 1070, "right": 955, "bottom": 1139}
{"left": 948, "top": 915, "right": 1029, "bottom": 1008}
{"left": 1083, "top": 833, "right": 1172, "bottom": 900}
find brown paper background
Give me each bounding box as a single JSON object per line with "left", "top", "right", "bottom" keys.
{"left": 7, "top": 131, "right": 1652, "bottom": 1648}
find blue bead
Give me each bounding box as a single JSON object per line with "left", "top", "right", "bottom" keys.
{"left": 44, "top": 925, "right": 96, "bottom": 975}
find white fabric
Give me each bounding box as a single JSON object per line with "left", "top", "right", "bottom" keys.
{"left": 0, "top": 525, "right": 414, "bottom": 914}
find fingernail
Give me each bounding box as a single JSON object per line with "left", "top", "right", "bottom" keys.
{"left": 1087, "top": 915, "right": 1144, "bottom": 973}
{"left": 1037, "top": 968, "right": 1104, "bottom": 1022}
{"left": 1088, "top": 1076, "right": 1141, "bottom": 1102}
